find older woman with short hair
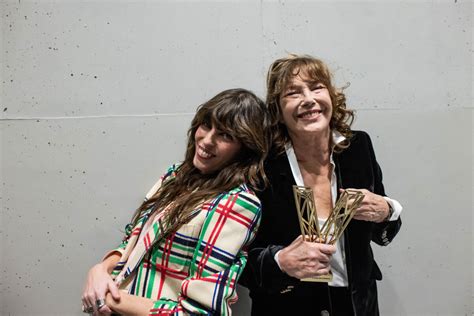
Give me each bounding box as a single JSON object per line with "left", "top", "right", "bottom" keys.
{"left": 242, "top": 54, "right": 403, "bottom": 316}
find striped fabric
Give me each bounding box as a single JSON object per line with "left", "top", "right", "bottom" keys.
{"left": 109, "top": 164, "right": 261, "bottom": 315}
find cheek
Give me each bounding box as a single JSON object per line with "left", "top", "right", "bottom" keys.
{"left": 328, "top": 99, "right": 334, "bottom": 115}
{"left": 323, "top": 95, "right": 333, "bottom": 114}
{"left": 223, "top": 143, "right": 242, "bottom": 162}
{"left": 194, "top": 128, "right": 204, "bottom": 141}
{"left": 279, "top": 102, "right": 293, "bottom": 123}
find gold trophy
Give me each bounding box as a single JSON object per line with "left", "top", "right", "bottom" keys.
{"left": 293, "top": 185, "right": 365, "bottom": 282}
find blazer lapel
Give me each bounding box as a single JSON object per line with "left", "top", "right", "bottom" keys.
{"left": 272, "top": 153, "right": 296, "bottom": 186}
{"left": 116, "top": 204, "right": 204, "bottom": 284}
{"left": 117, "top": 211, "right": 166, "bottom": 283}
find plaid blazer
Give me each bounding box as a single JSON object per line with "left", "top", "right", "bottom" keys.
{"left": 108, "top": 164, "right": 261, "bottom": 315}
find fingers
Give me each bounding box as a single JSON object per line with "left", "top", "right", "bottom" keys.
{"left": 279, "top": 239, "right": 336, "bottom": 279}
{"left": 82, "top": 291, "right": 96, "bottom": 314}
{"left": 300, "top": 255, "right": 332, "bottom": 278}
{"left": 303, "top": 244, "right": 333, "bottom": 265}
{"left": 82, "top": 304, "right": 94, "bottom": 314}
{"left": 296, "top": 240, "right": 336, "bottom": 259}
{"left": 317, "top": 243, "right": 336, "bottom": 255}
{"left": 353, "top": 211, "right": 372, "bottom": 220}
{"left": 82, "top": 264, "right": 114, "bottom": 315}
{"left": 314, "top": 265, "right": 331, "bottom": 277}
{"left": 353, "top": 197, "right": 389, "bottom": 222}
{"left": 293, "top": 235, "right": 304, "bottom": 243}
{"left": 98, "top": 304, "right": 113, "bottom": 315}
{"left": 82, "top": 297, "right": 106, "bottom": 315}
{"left": 82, "top": 288, "right": 106, "bottom": 313}
{"left": 284, "top": 235, "right": 304, "bottom": 252}
{"left": 107, "top": 280, "right": 121, "bottom": 301}
{"left": 342, "top": 188, "right": 368, "bottom": 193}
{"left": 343, "top": 188, "right": 389, "bottom": 223}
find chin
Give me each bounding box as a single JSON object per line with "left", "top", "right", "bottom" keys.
{"left": 301, "top": 125, "right": 328, "bottom": 133}
{"left": 194, "top": 162, "right": 211, "bottom": 174}
{"left": 192, "top": 158, "right": 204, "bottom": 173}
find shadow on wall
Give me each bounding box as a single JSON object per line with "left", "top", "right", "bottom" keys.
{"left": 233, "top": 286, "right": 251, "bottom": 315}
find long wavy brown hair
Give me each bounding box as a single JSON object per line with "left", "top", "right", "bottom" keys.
{"left": 132, "top": 88, "right": 270, "bottom": 236}
{"left": 266, "top": 54, "right": 354, "bottom": 154}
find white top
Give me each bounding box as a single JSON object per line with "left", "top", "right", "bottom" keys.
{"left": 275, "top": 132, "right": 403, "bottom": 287}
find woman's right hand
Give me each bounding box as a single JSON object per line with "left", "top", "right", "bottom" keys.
{"left": 82, "top": 254, "right": 121, "bottom": 315}
{"left": 277, "top": 235, "right": 336, "bottom": 279}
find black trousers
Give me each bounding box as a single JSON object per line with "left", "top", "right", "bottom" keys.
{"left": 250, "top": 286, "right": 355, "bottom": 316}
{"left": 329, "top": 286, "right": 354, "bottom": 316}
{"left": 250, "top": 283, "right": 331, "bottom": 316}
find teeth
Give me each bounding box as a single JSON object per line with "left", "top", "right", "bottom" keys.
{"left": 299, "top": 110, "right": 321, "bottom": 118}
{"left": 198, "top": 146, "right": 213, "bottom": 158}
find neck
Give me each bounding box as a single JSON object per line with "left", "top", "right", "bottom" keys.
{"left": 290, "top": 129, "right": 332, "bottom": 166}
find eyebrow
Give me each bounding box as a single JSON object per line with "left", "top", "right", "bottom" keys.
{"left": 283, "top": 84, "right": 298, "bottom": 91}
{"left": 305, "top": 79, "right": 323, "bottom": 85}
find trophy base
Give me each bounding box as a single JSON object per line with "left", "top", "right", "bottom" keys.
{"left": 301, "top": 272, "right": 333, "bottom": 283}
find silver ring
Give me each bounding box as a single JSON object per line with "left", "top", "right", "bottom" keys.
{"left": 96, "top": 298, "right": 106, "bottom": 309}
{"left": 82, "top": 306, "right": 94, "bottom": 314}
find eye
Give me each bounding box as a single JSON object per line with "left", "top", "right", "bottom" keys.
{"left": 200, "top": 119, "right": 212, "bottom": 130}
{"left": 311, "top": 83, "right": 326, "bottom": 91}
{"left": 284, "top": 90, "right": 299, "bottom": 98}
{"left": 219, "top": 132, "right": 234, "bottom": 142}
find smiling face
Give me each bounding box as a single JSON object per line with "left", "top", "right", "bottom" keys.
{"left": 279, "top": 74, "right": 333, "bottom": 139}
{"left": 192, "top": 122, "right": 242, "bottom": 174}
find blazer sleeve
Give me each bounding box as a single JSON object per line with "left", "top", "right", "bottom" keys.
{"left": 148, "top": 190, "right": 262, "bottom": 316}
{"left": 239, "top": 156, "right": 303, "bottom": 294}
{"left": 105, "top": 164, "right": 178, "bottom": 277}
{"left": 242, "top": 244, "right": 293, "bottom": 294}
{"left": 361, "top": 131, "right": 402, "bottom": 246}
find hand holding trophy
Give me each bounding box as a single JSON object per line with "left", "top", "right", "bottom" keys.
{"left": 292, "top": 185, "right": 365, "bottom": 282}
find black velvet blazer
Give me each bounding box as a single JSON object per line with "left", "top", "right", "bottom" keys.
{"left": 241, "top": 131, "right": 402, "bottom": 315}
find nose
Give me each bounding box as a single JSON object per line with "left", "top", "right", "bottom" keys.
{"left": 201, "top": 128, "right": 217, "bottom": 145}
{"left": 301, "top": 89, "right": 315, "bottom": 107}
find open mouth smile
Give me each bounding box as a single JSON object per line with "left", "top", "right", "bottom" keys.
{"left": 197, "top": 145, "right": 215, "bottom": 159}
{"left": 297, "top": 109, "right": 322, "bottom": 119}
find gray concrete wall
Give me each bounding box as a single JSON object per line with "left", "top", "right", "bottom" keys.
{"left": 1, "top": 0, "right": 472, "bottom": 315}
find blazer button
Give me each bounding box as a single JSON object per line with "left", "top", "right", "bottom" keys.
{"left": 279, "top": 285, "right": 294, "bottom": 294}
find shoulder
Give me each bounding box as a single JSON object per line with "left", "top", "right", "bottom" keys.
{"left": 144, "top": 162, "right": 181, "bottom": 200}
{"left": 156, "top": 162, "right": 184, "bottom": 184}
{"left": 349, "top": 130, "right": 372, "bottom": 146}
{"left": 163, "top": 162, "right": 181, "bottom": 179}
{"left": 218, "top": 184, "right": 262, "bottom": 215}
{"left": 341, "top": 130, "right": 374, "bottom": 154}
{"left": 336, "top": 130, "right": 376, "bottom": 165}
{"left": 264, "top": 151, "right": 291, "bottom": 175}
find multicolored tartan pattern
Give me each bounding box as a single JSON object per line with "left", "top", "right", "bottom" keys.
{"left": 109, "top": 164, "right": 261, "bottom": 315}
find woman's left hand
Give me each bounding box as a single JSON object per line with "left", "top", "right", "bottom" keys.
{"left": 82, "top": 253, "right": 121, "bottom": 315}
{"left": 342, "top": 188, "right": 390, "bottom": 223}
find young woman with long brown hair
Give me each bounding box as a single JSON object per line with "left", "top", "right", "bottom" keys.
{"left": 82, "top": 88, "right": 270, "bottom": 316}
